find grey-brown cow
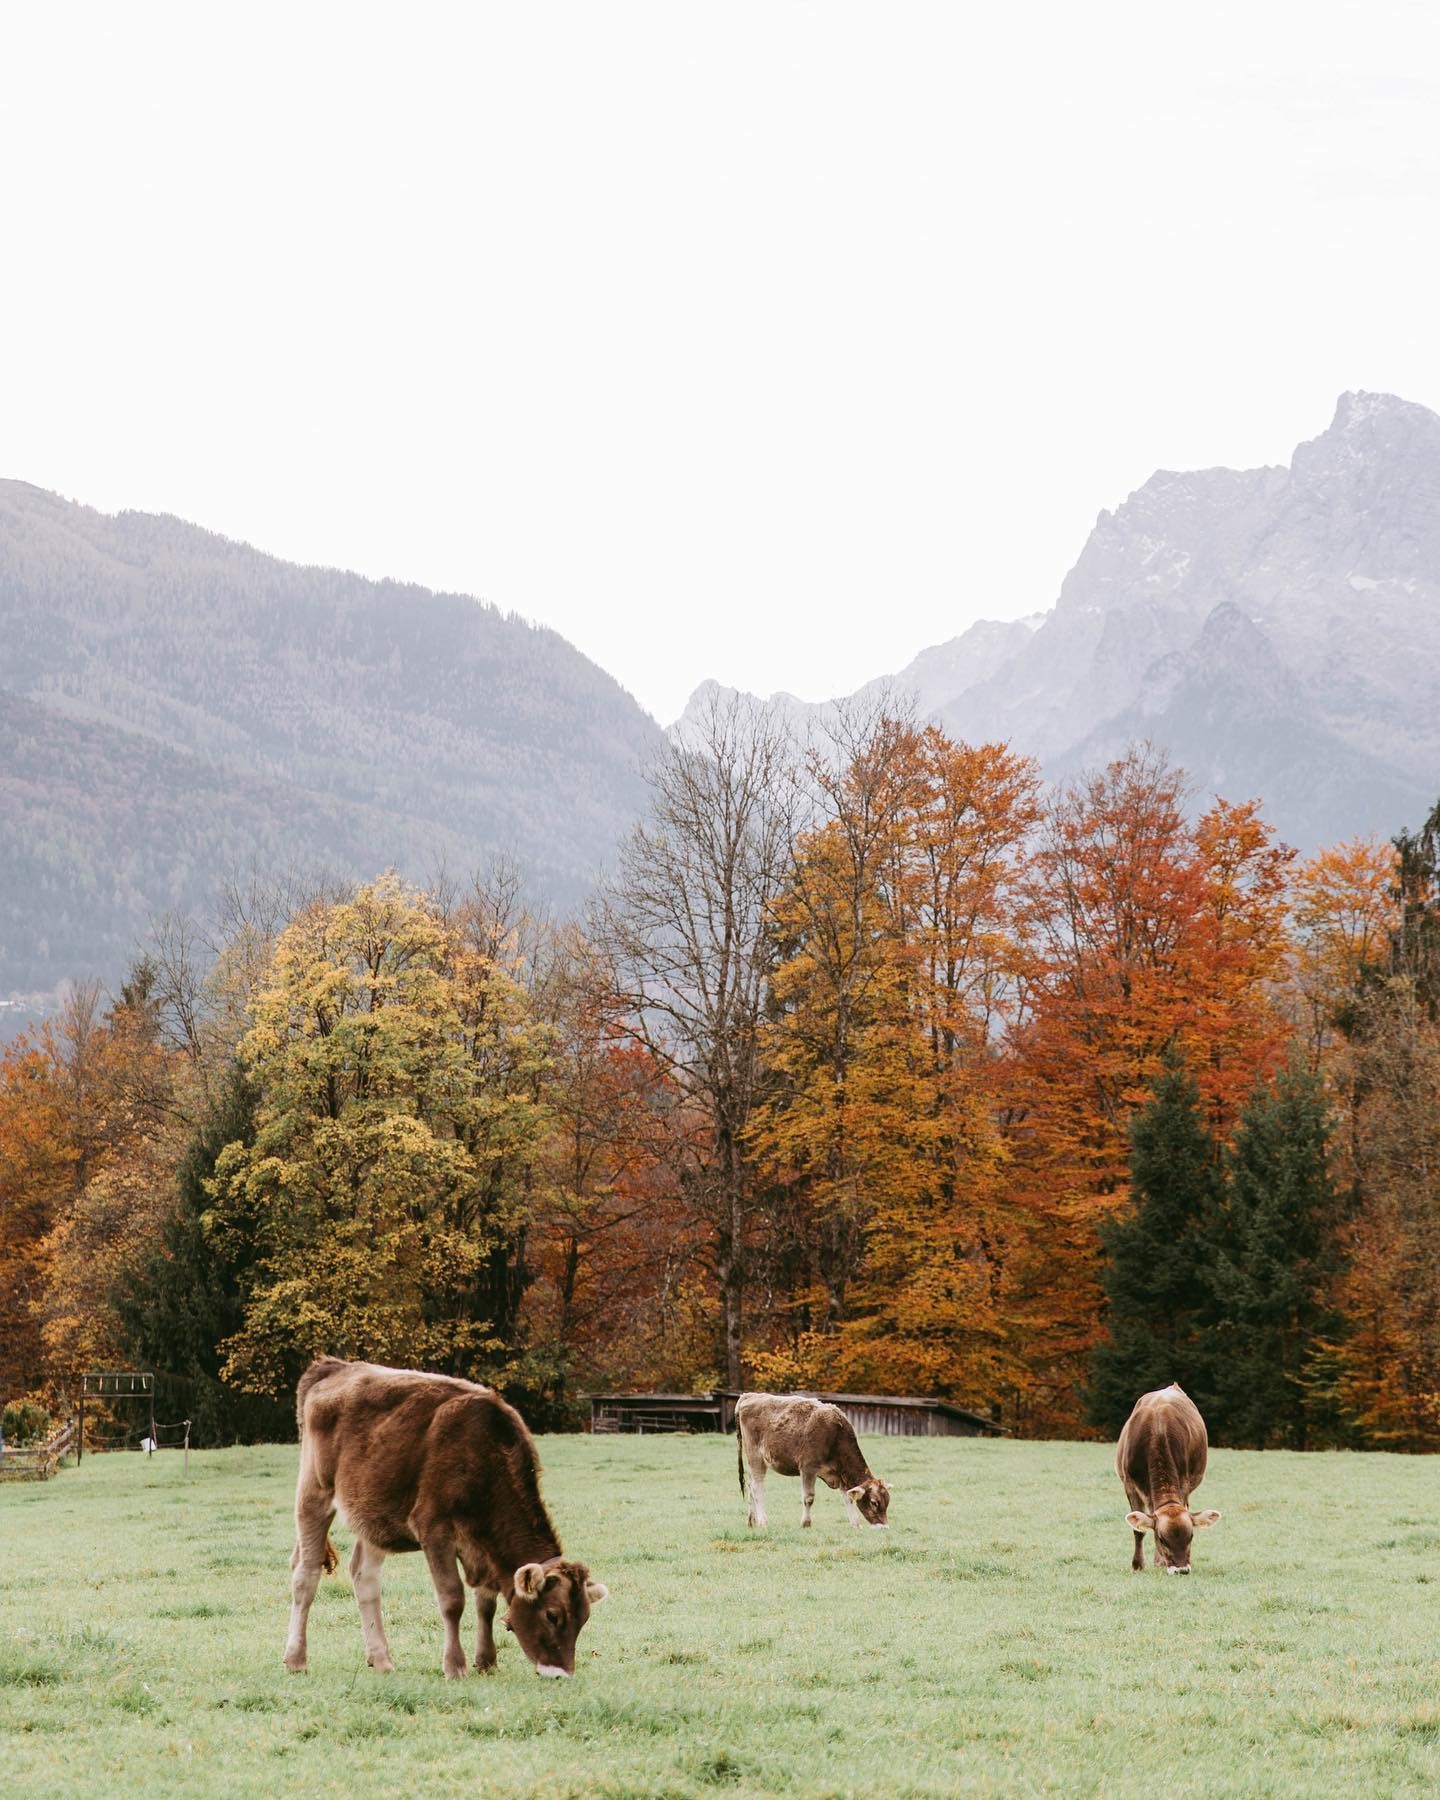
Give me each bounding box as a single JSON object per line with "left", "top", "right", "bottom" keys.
{"left": 736, "top": 1393, "right": 890, "bottom": 1530}
{"left": 285, "top": 1358, "right": 608, "bottom": 1679}
{"left": 1115, "top": 1383, "right": 1221, "bottom": 1574}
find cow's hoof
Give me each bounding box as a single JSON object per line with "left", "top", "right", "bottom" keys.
{"left": 283, "top": 1656, "right": 307, "bottom": 1674}
{"left": 443, "top": 1661, "right": 468, "bottom": 1681}
{"left": 367, "top": 1653, "right": 395, "bottom": 1673}
{"left": 473, "top": 1660, "right": 497, "bottom": 1677}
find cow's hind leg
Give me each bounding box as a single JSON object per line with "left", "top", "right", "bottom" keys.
{"left": 745, "top": 1453, "right": 769, "bottom": 1529}
{"left": 800, "top": 1470, "right": 816, "bottom": 1529}
{"left": 349, "top": 1537, "right": 395, "bottom": 1672}
{"left": 472, "top": 1585, "right": 499, "bottom": 1673}
{"left": 423, "top": 1537, "right": 468, "bottom": 1680}
{"left": 283, "top": 1496, "right": 335, "bottom": 1672}
{"left": 1131, "top": 1528, "right": 1146, "bottom": 1572}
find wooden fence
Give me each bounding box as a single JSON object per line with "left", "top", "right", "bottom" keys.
{"left": 0, "top": 1420, "right": 76, "bottom": 1481}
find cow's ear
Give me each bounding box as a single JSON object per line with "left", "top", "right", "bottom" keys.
{"left": 585, "top": 1581, "right": 609, "bottom": 1605}
{"left": 514, "top": 1563, "right": 547, "bottom": 1598}
{"left": 1192, "top": 1509, "right": 1221, "bottom": 1528}
{"left": 845, "top": 1484, "right": 867, "bottom": 1500}
{"left": 1125, "top": 1510, "right": 1154, "bottom": 1531}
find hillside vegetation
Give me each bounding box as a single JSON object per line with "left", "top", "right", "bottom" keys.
{"left": 0, "top": 481, "right": 664, "bottom": 996}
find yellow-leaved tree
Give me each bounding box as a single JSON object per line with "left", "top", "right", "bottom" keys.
{"left": 210, "top": 875, "right": 552, "bottom": 1397}
{"left": 749, "top": 716, "right": 1039, "bottom": 1404}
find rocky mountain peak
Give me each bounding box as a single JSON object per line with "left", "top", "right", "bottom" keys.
{"left": 1329, "top": 388, "right": 1439, "bottom": 436}
{"left": 1283, "top": 391, "right": 1440, "bottom": 584}
{"left": 678, "top": 391, "right": 1440, "bottom": 852}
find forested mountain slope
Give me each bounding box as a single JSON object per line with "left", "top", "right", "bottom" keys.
{"left": 0, "top": 483, "right": 664, "bottom": 997}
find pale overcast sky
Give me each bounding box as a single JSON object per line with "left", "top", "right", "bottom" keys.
{"left": 3, "top": 3, "right": 1438, "bottom": 723}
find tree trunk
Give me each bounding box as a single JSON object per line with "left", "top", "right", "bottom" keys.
{"left": 722, "top": 1250, "right": 743, "bottom": 1390}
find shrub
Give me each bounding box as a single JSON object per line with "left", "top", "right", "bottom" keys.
{"left": 2, "top": 1396, "right": 54, "bottom": 1447}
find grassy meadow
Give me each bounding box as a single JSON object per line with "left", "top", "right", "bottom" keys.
{"left": 3, "top": 1432, "right": 1440, "bottom": 1796}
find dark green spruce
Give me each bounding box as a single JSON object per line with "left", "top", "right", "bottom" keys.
{"left": 1206, "top": 1061, "right": 1344, "bottom": 1448}
{"left": 1084, "top": 1060, "right": 1222, "bottom": 1438}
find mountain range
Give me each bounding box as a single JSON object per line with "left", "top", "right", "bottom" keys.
{"left": 678, "top": 391, "right": 1440, "bottom": 851}
{"left": 0, "top": 484, "right": 664, "bottom": 1000}
{"left": 4, "top": 390, "right": 1437, "bottom": 1009}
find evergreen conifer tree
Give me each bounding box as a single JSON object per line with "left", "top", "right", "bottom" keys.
{"left": 120, "top": 1064, "right": 292, "bottom": 1445}
{"left": 1389, "top": 796, "right": 1440, "bottom": 1015}
{"left": 1085, "top": 1059, "right": 1221, "bottom": 1436}
{"left": 1204, "top": 1061, "right": 1343, "bottom": 1448}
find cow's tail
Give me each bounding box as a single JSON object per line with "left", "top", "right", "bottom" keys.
{"left": 736, "top": 1417, "right": 746, "bottom": 1497}
{"left": 295, "top": 1356, "right": 345, "bottom": 1578}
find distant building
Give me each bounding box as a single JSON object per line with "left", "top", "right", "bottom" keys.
{"left": 587, "top": 1390, "right": 1007, "bottom": 1437}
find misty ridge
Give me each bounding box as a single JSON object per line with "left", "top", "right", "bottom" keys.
{"left": 0, "top": 482, "right": 664, "bottom": 999}
{"left": 2, "top": 387, "right": 1438, "bottom": 1007}
{"left": 682, "top": 391, "right": 1440, "bottom": 854}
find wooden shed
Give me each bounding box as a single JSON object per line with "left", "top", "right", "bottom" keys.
{"left": 587, "top": 1390, "right": 1006, "bottom": 1437}
{"left": 587, "top": 1393, "right": 723, "bottom": 1434}
{"left": 717, "top": 1392, "right": 1006, "bottom": 1438}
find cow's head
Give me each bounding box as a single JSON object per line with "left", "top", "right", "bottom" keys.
{"left": 847, "top": 1476, "right": 891, "bottom": 1528}
{"left": 1126, "top": 1502, "right": 1221, "bottom": 1572}
{"left": 504, "top": 1559, "right": 607, "bottom": 1676}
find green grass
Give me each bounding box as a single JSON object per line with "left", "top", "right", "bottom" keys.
{"left": 3, "top": 1435, "right": 1440, "bottom": 1795}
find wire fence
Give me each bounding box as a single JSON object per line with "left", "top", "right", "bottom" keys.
{"left": 80, "top": 1419, "right": 192, "bottom": 1452}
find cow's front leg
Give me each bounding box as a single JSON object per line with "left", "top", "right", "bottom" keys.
{"left": 844, "top": 1489, "right": 864, "bottom": 1529}
{"left": 349, "top": 1537, "right": 394, "bottom": 1672}
{"left": 472, "top": 1585, "right": 499, "bottom": 1673}
{"left": 1131, "top": 1529, "right": 1146, "bottom": 1572}
{"left": 283, "top": 1499, "right": 335, "bottom": 1672}
{"left": 800, "top": 1471, "right": 816, "bottom": 1529}
{"left": 746, "top": 1456, "right": 769, "bottom": 1529}
{"left": 423, "top": 1538, "right": 468, "bottom": 1679}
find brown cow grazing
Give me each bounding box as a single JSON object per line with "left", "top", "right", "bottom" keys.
{"left": 284, "top": 1358, "right": 607, "bottom": 1679}
{"left": 1115, "top": 1383, "right": 1222, "bottom": 1574}
{"left": 736, "top": 1393, "right": 891, "bottom": 1530}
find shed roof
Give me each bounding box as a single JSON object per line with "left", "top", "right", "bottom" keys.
{"left": 721, "top": 1390, "right": 1010, "bottom": 1433}
{"left": 584, "top": 1393, "right": 718, "bottom": 1404}
{"left": 585, "top": 1390, "right": 1009, "bottom": 1434}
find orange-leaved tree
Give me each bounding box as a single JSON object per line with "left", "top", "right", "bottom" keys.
{"left": 0, "top": 1027, "right": 75, "bottom": 1404}
{"left": 519, "top": 926, "right": 714, "bottom": 1415}
{"left": 1309, "top": 811, "right": 1440, "bottom": 1446}
{"left": 1288, "top": 836, "right": 1399, "bottom": 1058}
{"left": 1004, "top": 747, "right": 1293, "bottom": 1431}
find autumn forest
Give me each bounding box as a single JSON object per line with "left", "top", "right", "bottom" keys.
{"left": 4, "top": 696, "right": 1438, "bottom": 1450}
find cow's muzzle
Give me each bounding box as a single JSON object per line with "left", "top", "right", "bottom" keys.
{"left": 1166, "top": 1565, "right": 1191, "bottom": 1575}
{"left": 535, "top": 1663, "right": 573, "bottom": 1678}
